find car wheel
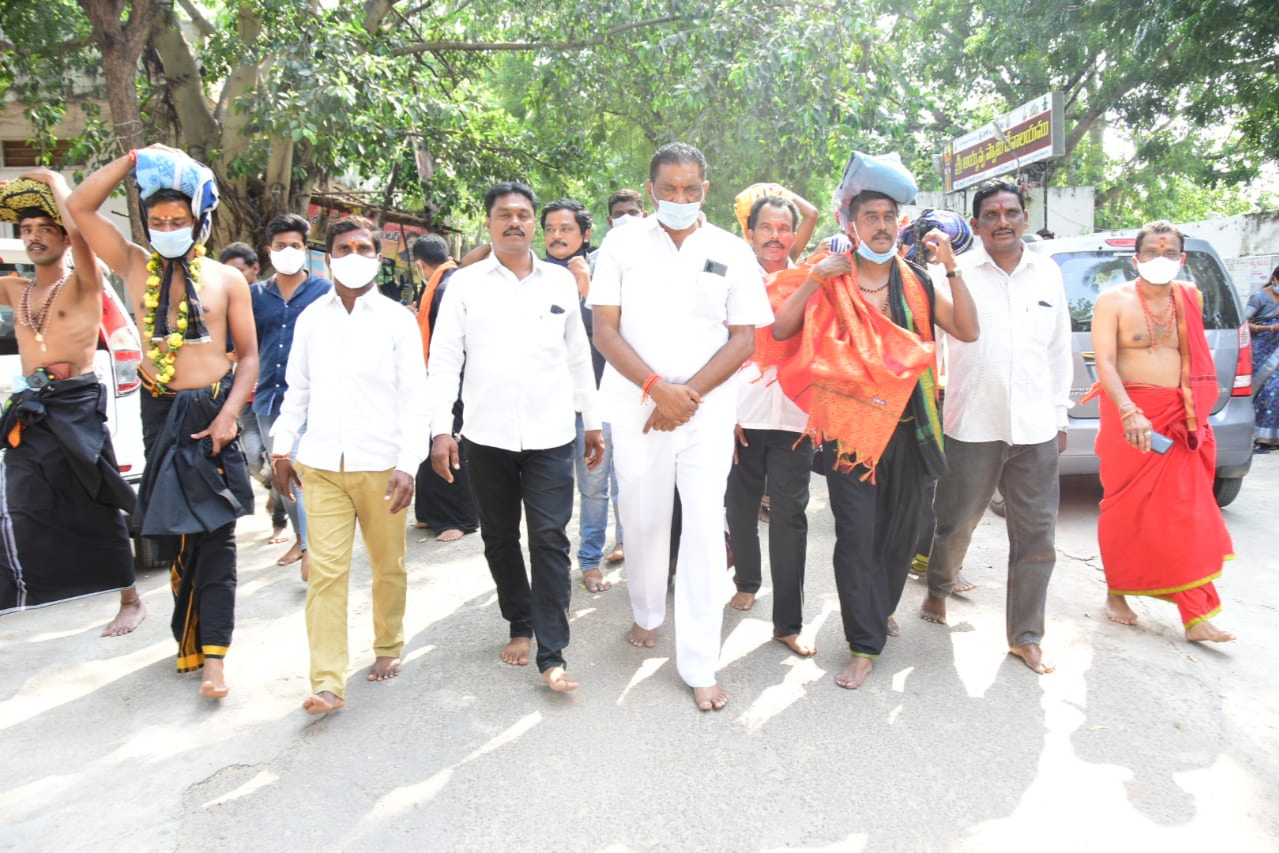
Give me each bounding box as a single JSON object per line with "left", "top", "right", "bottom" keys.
{"left": 132, "top": 533, "right": 170, "bottom": 574}
{"left": 1213, "top": 475, "right": 1243, "bottom": 508}
{"left": 989, "top": 486, "right": 1006, "bottom": 517}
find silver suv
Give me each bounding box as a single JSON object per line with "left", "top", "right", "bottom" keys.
{"left": 1031, "top": 231, "right": 1253, "bottom": 507}
{"left": 0, "top": 237, "right": 158, "bottom": 568}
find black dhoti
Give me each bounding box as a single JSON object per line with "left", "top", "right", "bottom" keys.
{"left": 138, "top": 374, "right": 253, "bottom": 672}
{"left": 0, "top": 374, "right": 135, "bottom": 614}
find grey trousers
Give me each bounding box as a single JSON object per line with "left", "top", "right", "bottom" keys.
{"left": 927, "top": 437, "right": 1059, "bottom": 647}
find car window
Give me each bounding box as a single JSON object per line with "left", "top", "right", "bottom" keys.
{"left": 1058, "top": 250, "right": 1241, "bottom": 332}
{"left": 0, "top": 305, "right": 14, "bottom": 355}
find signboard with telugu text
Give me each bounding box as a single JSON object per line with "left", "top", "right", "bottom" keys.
{"left": 940, "top": 93, "right": 1065, "bottom": 192}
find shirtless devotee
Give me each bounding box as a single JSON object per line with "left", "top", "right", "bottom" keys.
{"left": 70, "top": 145, "right": 259, "bottom": 700}
{"left": 1088, "top": 220, "right": 1235, "bottom": 643}
{"left": 0, "top": 169, "right": 143, "bottom": 635}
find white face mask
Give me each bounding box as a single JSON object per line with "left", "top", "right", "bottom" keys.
{"left": 611, "top": 213, "right": 643, "bottom": 230}
{"left": 654, "top": 200, "right": 701, "bottom": 231}
{"left": 329, "top": 253, "right": 380, "bottom": 288}
{"left": 270, "top": 246, "right": 307, "bottom": 276}
{"left": 150, "top": 226, "right": 194, "bottom": 259}
{"left": 1136, "top": 256, "right": 1181, "bottom": 285}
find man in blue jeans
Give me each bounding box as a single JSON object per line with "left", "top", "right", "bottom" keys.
{"left": 251, "top": 213, "right": 332, "bottom": 579}
{"left": 428, "top": 183, "right": 603, "bottom": 692}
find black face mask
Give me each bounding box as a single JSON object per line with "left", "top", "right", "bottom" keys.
{"left": 543, "top": 244, "right": 589, "bottom": 267}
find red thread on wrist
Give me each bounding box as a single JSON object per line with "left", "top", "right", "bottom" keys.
{"left": 640, "top": 372, "right": 660, "bottom": 402}
{"left": 128, "top": 149, "right": 138, "bottom": 165}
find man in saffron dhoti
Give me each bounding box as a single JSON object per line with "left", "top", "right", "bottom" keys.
{"left": 1088, "top": 220, "right": 1235, "bottom": 643}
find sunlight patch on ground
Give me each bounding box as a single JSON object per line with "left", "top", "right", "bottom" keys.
{"left": 200, "top": 770, "right": 279, "bottom": 809}
{"left": 616, "top": 657, "right": 668, "bottom": 706}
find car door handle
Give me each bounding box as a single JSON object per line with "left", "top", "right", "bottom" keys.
{"left": 1079, "top": 351, "right": 1099, "bottom": 382}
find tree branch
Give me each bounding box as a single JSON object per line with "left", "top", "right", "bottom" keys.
{"left": 389, "top": 15, "right": 682, "bottom": 56}
{"left": 176, "top": 0, "right": 216, "bottom": 39}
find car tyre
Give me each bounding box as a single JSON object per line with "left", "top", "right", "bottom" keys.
{"left": 1212, "top": 475, "right": 1243, "bottom": 508}
{"left": 132, "top": 533, "right": 170, "bottom": 574}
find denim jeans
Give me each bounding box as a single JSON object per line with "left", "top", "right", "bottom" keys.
{"left": 573, "top": 414, "right": 622, "bottom": 571}
{"left": 464, "top": 439, "right": 576, "bottom": 672}
{"left": 256, "top": 411, "right": 307, "bottom": 550}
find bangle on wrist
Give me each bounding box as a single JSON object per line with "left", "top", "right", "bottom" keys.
{"left": 810, "top": 270, "right": 828, "bottom": 284}
{"left": 128, "top": 149, "right": 138, "bottom": 166}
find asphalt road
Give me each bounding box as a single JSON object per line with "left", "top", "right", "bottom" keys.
{"left": 3, "top": 455, "right": 1277, "bottom": 852}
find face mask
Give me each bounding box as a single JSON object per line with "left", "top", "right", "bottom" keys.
{"left": 654, "top": 200, "right": 701, "bottom": 231}
{"left": 854, "top": 227, "right": 898, "bottom": 265}
{"left": 329, "top": 254, "right": 381, "bottom": 288}
{"left": 270, "top": 246, "right": 307, "bottom": 276}
{"left": 1135, "top": 256, "right": 1181, "bottom": 285}
{"left": 611, "top": 213, "right": 643, "bottom": 230}
{"left": 150, "top": 227, "right": 194, "bottom": 259}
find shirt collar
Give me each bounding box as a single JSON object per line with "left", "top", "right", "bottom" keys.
{"left": 972, "top": 240, "right": 1034, "bottom": 276}
{"left": 321, "top": 283, "right": 381, "bottom": 311}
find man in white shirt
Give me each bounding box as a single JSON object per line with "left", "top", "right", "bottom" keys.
{"left": 590, "top": 143, "right": 774, "bottom": 712}
{"left": 271, "top": 216, "right": 430, "bottom": 714}
{"left": 725, "top": 194, "right": 816, "bottom": 656}
{"left": 918, "top": 181, "right": 1073, "bottom": 675}
{"left": 428, "top": 182, "right": 603, "bottom": 693}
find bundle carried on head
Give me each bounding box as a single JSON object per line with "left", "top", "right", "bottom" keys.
{"left": 134, "top": 148, "right": 219, "bottom": 245}
{"left": 830, "top": 151, "right": 917, "bottom": 225}
{"left": 0, "top": 179, "right": 60, "bottom": 225}
{"left": 899, "top": 209, "right": 973, "bottom": 262}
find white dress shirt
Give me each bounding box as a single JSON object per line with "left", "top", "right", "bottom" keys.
{"left": 271, "top": 287, "right": 430, "bottom": 474}
{"left": 588, "top": 216, "right": 774, "bottom": 417}
{"left": 427, "top": 252, "right": 599, "bottom": 451}
{"left": 736, "top": 261, "right": 807, "bottom": 432}
{"left": 934, "top": 242, "right": 1073, "bottom": 445}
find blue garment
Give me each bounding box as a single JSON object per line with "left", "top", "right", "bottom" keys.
{"left": 251, "top": 274, "right": 333, "bottom": 416}
{"left": 133, "top": 149, "right": 218, "bottom": 243}
{"left": 574, "top": 415, "right": 622, "bottom": 569}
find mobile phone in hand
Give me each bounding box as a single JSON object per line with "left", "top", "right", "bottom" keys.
{"left": 1150, "top": 431, "right": 1173, "bottom": 454}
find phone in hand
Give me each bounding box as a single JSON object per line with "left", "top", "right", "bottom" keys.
{"left": 1150, "top": 430, "right": 1173, "bottom": 454}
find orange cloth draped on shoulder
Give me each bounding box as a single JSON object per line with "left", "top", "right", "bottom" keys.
{"left": 1088, "top": 281, "right": 1233, "bottom": 627}
{"left": 417, "top": 259, "right": 457, "bottom": 367}
{"left": 753, "top": 247, "right": 937, "bottom": 476}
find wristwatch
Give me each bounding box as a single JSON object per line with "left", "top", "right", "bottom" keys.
{"left": 945, "top": 268, "right": 962, "bottom": 278}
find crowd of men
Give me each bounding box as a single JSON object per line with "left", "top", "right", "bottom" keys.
{"left": 0, "top": 139, "right": 1236, "bottom": 715}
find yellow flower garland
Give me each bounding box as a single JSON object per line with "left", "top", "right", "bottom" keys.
{"left": 143, "top": 245, "right": 205, "bottom": 395}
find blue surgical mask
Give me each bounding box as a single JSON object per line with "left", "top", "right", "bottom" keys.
{"left": 654, "top": 200, "right": 701, "bottom": 231}
{"left": 854, "top": 227, "right": 898, "bottom": 265}
{"left": 150, "top": 226, "right": 195, "bottom": 259}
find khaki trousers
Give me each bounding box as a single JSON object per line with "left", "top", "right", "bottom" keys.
{"left": 298, "top": 462, "right": 407, "bottom": 698}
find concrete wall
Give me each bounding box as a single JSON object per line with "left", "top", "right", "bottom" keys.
{"left": 910, "top": 186, "right": 1096, "bottom": 237}
{"left": 1175, "top": 210, "right": 1279, "bottom": 294}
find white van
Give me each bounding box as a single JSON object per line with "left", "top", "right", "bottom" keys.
{"left": 0, "top": 237, "right": 156, "bottom": 569}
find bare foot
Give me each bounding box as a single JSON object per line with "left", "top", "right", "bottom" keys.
{"left": 729, "top": 591, "right": 756, "bottom": 611}
{"left": 300, "top": 550, "right": 310, "bottom": 583}
{"left": 773, "top": 633, "right": 816, "bottom": 656}
{"left": 583, "top": 568, "right": 612, "bottom": 592}
{"left": 276, "top": 540, "right": 303, "bottom": 566}
{"left": 627, "top": 623, "right": 657, "bottom": 648}
{"left": 835, "top": 656, "right": 873, "bottom": 689}
{"left": 302, "top": 690, "right": 345, "bottom": 714}
{"left": 887, "top": 615, "right": 901, "bottom": 637}
{"left": 953, "top": 571, "right": 979, "bottom": 594}
{"left": 200, "top": 658, "right": 229, "bottom": 699}
{"left": 1009, "top": 643, "right": 1055, "bottom": 674}
{"left": 412, "top": 520, "right": 430, "bottom": 529}
{"left": 1186, "top": 620, "right": 1236, "bottom": 643}
{"left": 542, "top": 666, "right": 579, "bottom": 692}
{"left": 692, "top": 684, "right": 730, "bottom": 711}
{"left": 267, "top": 526, "right": 289, "bottom": 545}
{"left": 435, "top": 528, "right": 464, "bottom": 542}
{"left": 367, "top": 656, "right": 401, "bottom": 681}
{"left": 919, "top": 593, "right": 948, "bottom": 625}
{"left": 1105, "top": 594, "right": 1139, "bottom": 626}
{"left": 501, "top": 637, "right": 531, "bottom": 666}
{"left": 102, "top": 589, "right": 146, "bottom": 637}
{"left": 605, "top": 545, "right": 625, "bottom": 563}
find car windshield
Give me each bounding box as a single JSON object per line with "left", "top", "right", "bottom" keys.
{"left": 1060, "top": 250, "right": 1240, "bottom": 332}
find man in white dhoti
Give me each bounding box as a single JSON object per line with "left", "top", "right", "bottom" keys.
{"left": 589, "top": 142, "right": 774, "bottom": 712}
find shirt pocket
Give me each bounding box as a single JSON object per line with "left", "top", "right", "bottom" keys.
{"left": 693, "top": 270, "right": 730, "bottom": 322}
{"left": 1024, "top": 301, "right": 1059, "bottom": 349}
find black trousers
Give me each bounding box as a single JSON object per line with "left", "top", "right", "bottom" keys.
{"left": 464, "top": 439, "right": 575, "bottom": 672}
{"left": 725, "top": 429, "right": 812, "bottom": 636}
{"left": 825, "top": 422, "right": 932, "bottom": 657}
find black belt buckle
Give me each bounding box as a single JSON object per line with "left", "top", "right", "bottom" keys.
{"left": 26, "top": 368, "right": 54, "bottom": 389}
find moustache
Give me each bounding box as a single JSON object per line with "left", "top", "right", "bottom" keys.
{"left": 504, "top": 228, "right": 525, "bottom": 237}
{"left": 27, "top": 243, "right": 47, "bottom": 252}
{"left": 872, "top": 231, "right": 893, "bottom": 242}
{"left": 764, "top": 241, "right": 785, "bottom": 250}
{"left": 549, "top": 240, "right": 568, "bottom": 248}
